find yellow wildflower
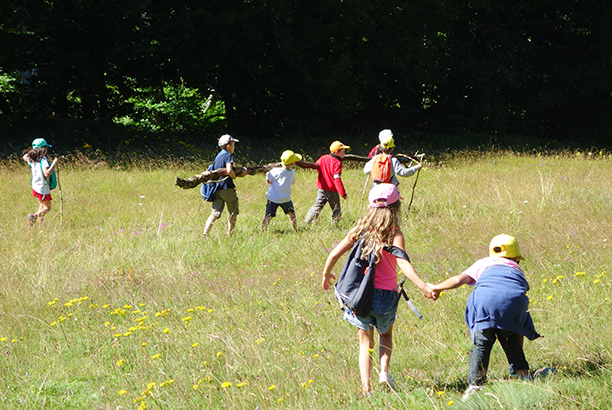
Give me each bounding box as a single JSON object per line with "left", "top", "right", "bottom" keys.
{"left": 118, "top": 390, "right": 127, "bottom": 395}
{"left": 116, "top": 359, "right": 126, "bottom": 367}
{"left": 221, "top": 382, "right": 232, "bottom": 388}
{"left": 268, "top": 385, "right": 276, "bottom": 391}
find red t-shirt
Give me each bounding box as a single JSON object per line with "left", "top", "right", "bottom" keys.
{"left": 315, "top": 154, "right": 346, "bottom": 197}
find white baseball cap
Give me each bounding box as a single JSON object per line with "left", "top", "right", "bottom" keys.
{"left": 218, "top": 134, "right": 239, "bottom": 147}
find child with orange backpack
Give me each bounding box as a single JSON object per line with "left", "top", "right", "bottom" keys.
{"left": 364, "top": 131, "right": 421, "bottom": 186}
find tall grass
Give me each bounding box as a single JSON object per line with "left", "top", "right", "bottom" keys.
{"left": 0, "top": 149, "right": 610, "bottom": 409}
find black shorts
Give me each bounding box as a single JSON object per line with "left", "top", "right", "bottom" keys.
{"left": 265, "top": 200, "right": 295, "bottom": 217}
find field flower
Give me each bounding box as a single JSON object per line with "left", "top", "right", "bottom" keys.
{"left": 437, "top": 391, "right": 444, "bottom": 397}
{"left": 237, "top": 382, "right": 247, "bottom": 388}
{"left": 547, "top": 295, "right": 553, "bottom": 301}
{"left": 193, "top": 384, "right": 199, "bottom": 390}
{"left": 163, "top": 328, "right": 171, "bottom": 334}
{"left": 268, "top": 385, "right": 276, "bottom": 391}
{"left": 117, "top": 390, "right": 127, "bottom": 395}
{"left": 192, "top": 342, "right": 199, "bottom": 348}
{"left": 216, "top": 351, "right": 223, "bottom": 358}
{"left": 116, "top": 359, "right": 126, "bottom": 367}
{"left": 448, "top": 400, "right": 454, "bottom": 405}
{"left": 151, "top": 353, "right": 161, "bottom": 360}
{"left": 221, "top": 382, "right": 232, "bottom": 388}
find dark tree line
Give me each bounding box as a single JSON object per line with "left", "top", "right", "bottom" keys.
{"left": 1, "top": 0, "right": 611, "bottom": 148}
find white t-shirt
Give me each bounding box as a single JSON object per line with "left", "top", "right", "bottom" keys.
{"left": 266, "top": 168, "right": 296, "bottom": 204}
{"left": 28, "top": 157, "right": 51, "bottom": 195}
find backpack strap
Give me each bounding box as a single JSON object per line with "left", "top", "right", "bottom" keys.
{"left": 384, "top": 245, "right": 424, "bottom": 319}
{"left": 40, "top": 160, "right": 49, "bottom": 194}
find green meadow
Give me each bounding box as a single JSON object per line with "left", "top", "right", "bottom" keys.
{"left": 0, "top": 149, "right": 610, "bottom": 409}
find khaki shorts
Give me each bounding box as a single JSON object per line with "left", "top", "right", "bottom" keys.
{"left": 211, "top": 188, "right": 239, "bottom": 218}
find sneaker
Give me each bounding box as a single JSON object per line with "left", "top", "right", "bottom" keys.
{"left": 378, "top": 371, "right": 395, "bottom": 390}
{"left": 462, "top": 385, "right": 483, "bottom": 402}
{"left": 26, "top": 214, "right": 37, "bottom": 226}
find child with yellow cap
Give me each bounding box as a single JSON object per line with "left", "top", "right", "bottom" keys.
{"left": 304, "top": 141, "right": 350, "bottom": 223}
{"left": 262, "top": 150, "right": 302, "bottom": 232}
{"left": 428, "top": 234, "right": 540, "bottom": 401}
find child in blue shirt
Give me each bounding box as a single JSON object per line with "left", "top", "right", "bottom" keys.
{"left": 429, "top": 234, "right": 540, "bottom": 401}
{"left": 262, "top": 150, "right": 302, "bottom": 232}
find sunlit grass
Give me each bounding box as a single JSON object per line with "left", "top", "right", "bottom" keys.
{"left": 0, "top": 149, "right": 610, "bottom": 408}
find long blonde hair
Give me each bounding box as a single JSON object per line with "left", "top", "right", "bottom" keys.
{"left": 347, "top": 201, "right": 402, "bottom": 262}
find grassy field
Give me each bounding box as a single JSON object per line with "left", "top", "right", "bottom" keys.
{"left": 0, "top": 149, "right": 610, "bottom": 409}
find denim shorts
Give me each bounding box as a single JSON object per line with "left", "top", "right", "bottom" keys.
{"left": 344, "top": 289, "right": 400, "bottom": 334}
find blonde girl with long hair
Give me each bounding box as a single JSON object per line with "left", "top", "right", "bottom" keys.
{"left": 322, "top": 183, "right": 435, "bottom": 395}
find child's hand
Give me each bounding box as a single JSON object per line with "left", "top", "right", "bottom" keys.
{"left": 322, "top": 272, "right": 336, "bottom": 290}
{"left": 421, "top": 284, "right": 437, "bottom": 300}
{"left": 426, "top": 283, "right": 442, "bottom": 300}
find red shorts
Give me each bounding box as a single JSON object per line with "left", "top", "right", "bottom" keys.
{"left": 33, "top": 189, "right": 52, "bottom": 201}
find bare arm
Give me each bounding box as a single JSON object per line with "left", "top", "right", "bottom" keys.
{"left": 427, "top": 272, "right": 474, "bottom": 299}
{"left": 393, "top": 232, "right": 436, "bottom": 300}
{"left": 43, "top": 158, "right": 59, "bottom": 178}
{"left": 322, "top": 235, "right": 354, "bottom": 290}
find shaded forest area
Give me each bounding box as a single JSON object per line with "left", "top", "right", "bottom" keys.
{"left": 1, "top": 0, "right": 611, "bottom": 155}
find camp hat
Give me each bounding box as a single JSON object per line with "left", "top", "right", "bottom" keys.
{"left": 280, "top": 150, "right": 302, "bottom": 165}
{"left": 218, "top": 134, "right": 239, "bottom": 147}
{"left": 330, "top": 141, "right": 350, "bottom": 153}
{"left": 32, "top": 138, "right": 51, "bottom": 148}
{"left": 378, "top": 129, "right": 393, "bottom": 143}
{"left": 489, "top": 234, "right": 525, "bottom": 260}
{"left": 368, "top": 183, "right": 403, "bottom": 208}
{"left": 381, "top": 135, "right": 395, "bottom": 148}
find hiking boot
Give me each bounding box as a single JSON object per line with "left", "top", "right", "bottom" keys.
{"left": 462, "top": 385, "right": 483, "bottom": 401}
{"left": 378, "top": 371, "right": 395, "bottom": 390}
{"left": 26, "top": 214, "right": 37, "bottom": 226}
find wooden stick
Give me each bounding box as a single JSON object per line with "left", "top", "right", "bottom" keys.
{"left": 175, "top": 160, "right": 319, "bottom": 189}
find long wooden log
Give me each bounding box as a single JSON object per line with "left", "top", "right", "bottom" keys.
{"left": 175, "top": 160, "right": 319, "bottom": 189}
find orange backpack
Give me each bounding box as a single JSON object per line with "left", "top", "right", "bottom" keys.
{"left": 370, "top": 154, "right": 392, "bottom": 183}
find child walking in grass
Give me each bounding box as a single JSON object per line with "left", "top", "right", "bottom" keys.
{"left": 428, "top": 234, "right": 540, "bottom": 401}
{"left": 262, "top": 150, "right": 302, "bottom": 232}
{"left": 203, "top": 134, "right": 248, "bottom": 236}
{"left": 322, "top": 183, "right": 436, "bottom": 395}
{"left": 363, "top": 133, "right": 422, "bottom": 186}
{"left": 22, "top": 138, "right": 59, "bottom": 226}
{"left": 304, "top": 141, "right": 350, "bottom": 224}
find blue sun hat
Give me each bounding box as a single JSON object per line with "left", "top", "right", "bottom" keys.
{"left": 32, "top": 138, "right": 51, "bottom": 148}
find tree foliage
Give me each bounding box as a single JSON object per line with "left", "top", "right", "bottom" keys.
{"left": 1, "top": 0, "right": 611, "bottom": 148}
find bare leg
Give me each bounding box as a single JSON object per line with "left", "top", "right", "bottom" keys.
{"left": 203, "top": 214, "right": 218, "bottom": 236}
{"left": 379, "top": 325, "right": 393, "bottom": 374}
{"left": 358, "top": 329, "right": 374, "bottom": 394}
{"left": 37, "top": 200, "right": 52, "bottom": 223}
{"left": 261, "top": 215, "right": 272, "bottom": 231}
{"left": 288, "top": 212, "right": 297, "bottom": 231}
{"left": 228, "top": 214, "right": 237, "bottom": 235}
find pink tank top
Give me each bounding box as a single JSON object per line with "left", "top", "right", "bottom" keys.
{"left": 373, "top": 250, "right": 398, "bottom": 291}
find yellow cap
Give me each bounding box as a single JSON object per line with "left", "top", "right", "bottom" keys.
{"left": 381, "top": 135, "right": 395, "bottom": 148}
{"left": 489, "top": 234, "right": 524, "bottom": 260}
{"left": 280, "top": 150, "right": 302, "bottom": 165}
{"left": 330, "top": 141, "right": 350, "bottom": 153}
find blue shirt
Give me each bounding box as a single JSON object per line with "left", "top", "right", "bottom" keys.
{"left": 465, "top": 264, "right": 540, "bottom": 341}
{"left": 212, "top": 149, "right": 235, "bottom": 190}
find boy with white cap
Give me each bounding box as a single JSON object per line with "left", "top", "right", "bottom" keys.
{"left": 203, "top": 134, "right": 248, "bottom": 236}
{"left": 428, "top": 234, "right": 540, "bottom": 401}
{"left": 262, "top": 150, "right": 302, "bottom": 232}
{"left": 304, "top": 141, "right": 350, "bottom": 223}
